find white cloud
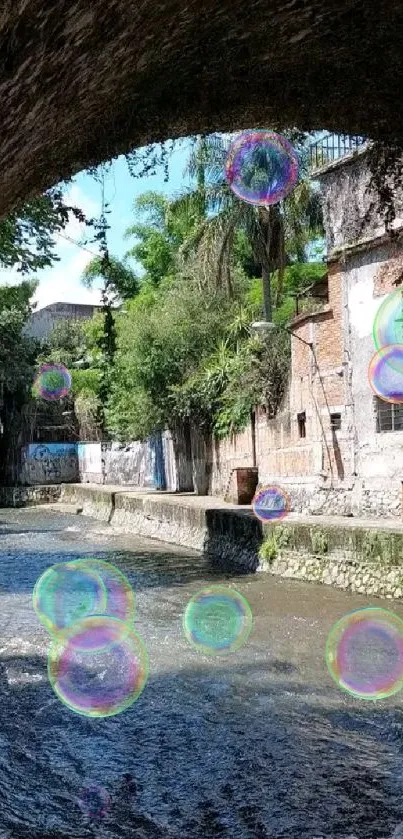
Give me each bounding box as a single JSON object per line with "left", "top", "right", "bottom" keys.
{"left": 32, "top": 248, "right": 103, "bottom": 309}
{"left": 0, "top": 180, "right": 103, "bottom": 308}
{"left": 55, "top": 182, "right": 99, "bottom": 251}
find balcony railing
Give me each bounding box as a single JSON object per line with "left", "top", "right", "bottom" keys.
{"left": 309, "top": 133, "right": 367, "bottom": 172}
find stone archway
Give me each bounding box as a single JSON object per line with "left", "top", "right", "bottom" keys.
{"left": 0, "top": 0, "right": 403, "bottom": 216}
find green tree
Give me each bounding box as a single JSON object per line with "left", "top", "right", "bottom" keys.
{"left": 0, "top": 187, "right": 88, "bottom": 274}
{"left": 171, "top": 133, "right": 324, "bottom": 317}
{"left": 81, "top": 255, "right": 140, "bottom": 302}
{"left": 39, "top": 319, "right": 87, "bottom": 369}
{"left": 0, "top": 281, "right": 38, "bottom": 483}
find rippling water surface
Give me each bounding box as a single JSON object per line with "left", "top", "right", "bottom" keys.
{"left": 1, "top": 507, "right": 403, "bottom": 839}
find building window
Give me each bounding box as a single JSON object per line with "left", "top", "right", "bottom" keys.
{"left": 375, "top": 397, "right": 403, "bottom": 432}
{"left": 297, "top": 411, "right": 306, "bottom": 438}
{"left": 330, "top": 413, "right": 342, "bottom": 430}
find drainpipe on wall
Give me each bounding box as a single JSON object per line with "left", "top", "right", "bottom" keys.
{"left": 250, "top": 408, "right": 257, "bottom": 469}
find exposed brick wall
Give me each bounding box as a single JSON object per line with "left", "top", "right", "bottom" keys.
{"left": 211, "top": 259, "right": 353, "bottom": 496}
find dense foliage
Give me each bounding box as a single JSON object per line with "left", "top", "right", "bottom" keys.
{"left": 78, "top": 134, "right": 326, "bottom": 443}
{"left": 0, "top": 131, "right": 327, "bottom": 485}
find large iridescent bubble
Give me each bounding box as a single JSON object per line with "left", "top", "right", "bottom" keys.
{"left": 33, "top": 362, "right": 72, "bottom": 401}
{"left": 252, "top": 484, "right": 291, "bottom": 523}
{"left": 48, "top": 616, "right": 149, "bottom": 717}
{"left": 373, "top": 288, "right": 403, "bottom": 358}
{"left": 70, "top": 558, "right": 135, "bottom": 625}
{"left": 183, "top": 585, "right": 253, "bottom": 656}
{"left": 33, "top": 562, "right": 108, "bottom": 636}
{"left": 368, "top": 345, "right": 403, "bottom": 403}
{"left": 225, "top": 130, "right": 299, "bottom": 207}
{"left": 326, "top": 607, "right": 403, "bottom": 700}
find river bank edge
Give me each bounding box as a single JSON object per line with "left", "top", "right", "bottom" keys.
{"left": 2, "top": 482, "right": 403, "bottom": 601}
{"left": 55, "top": 483, "right": 403, "bottom": 602}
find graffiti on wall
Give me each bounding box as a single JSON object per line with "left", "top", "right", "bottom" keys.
{"left": 21, "top": 443, "right": 79, "bottom": 485}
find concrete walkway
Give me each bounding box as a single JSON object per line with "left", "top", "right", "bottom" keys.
{"left": 60, "top": 483, "right": 403, "bottom": 534}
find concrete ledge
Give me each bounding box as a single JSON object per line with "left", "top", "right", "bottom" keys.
{"left": 0, "top": 485, "right": 61, "bottom": 508}
{"left": 61, "top": 484, "right": 115, "bottom": 522}
{"left": 57, "top": 484, "right": 403, "bottom": 598}
{"left": 263, "top": 520, "right": 403, "bottom": 599}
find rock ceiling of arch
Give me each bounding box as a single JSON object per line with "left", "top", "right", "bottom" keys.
{"left": 0, "top": 0, "right": 402, "bottom": 216}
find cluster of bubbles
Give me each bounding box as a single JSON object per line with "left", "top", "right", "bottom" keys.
{"left": 369, "top": 288, "right": 403, "bottom": 403}
{"left": 225, "top": 129, "right": 299, "bottom": 208}
{"left": 34, "top": 559, "right": 255, "bottom": 713}
{"left": 33, "top": 558, "right": 148, "bottom": 717}
{"left": 252, "top": 484, "right": 291, "bottom": 524}
{"left": 326, "top": 607, "right": 403, "bottom": 700}
{"left": 33, "top": 362, "right": 72, "bottom": 402}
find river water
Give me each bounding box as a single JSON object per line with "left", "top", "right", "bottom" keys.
{"left": 1, "top": 507, "right": 403, "bottom": 839}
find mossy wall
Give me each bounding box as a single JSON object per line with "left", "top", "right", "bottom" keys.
{"left": 259, "top": 521, "right": 403, "bottom": 599}
{"left": 61, "top": 484, "right": 403, "bottom": 597}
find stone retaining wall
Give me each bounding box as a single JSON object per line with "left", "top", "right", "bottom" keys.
{"left": 262, "top": 521, "right": 403, "bottom": 599}
{"left": 59, "top": 484, "right": 403, "bottom": 598}
{"left": 60, "top": 484, "right": 114, "bottom": 522}
{"left": 0, "top": 485, "right": 61, "bottom": 507}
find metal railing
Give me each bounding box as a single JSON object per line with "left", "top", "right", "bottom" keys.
{"left": 309, "top": 133, "right": 367, "bottom": 172}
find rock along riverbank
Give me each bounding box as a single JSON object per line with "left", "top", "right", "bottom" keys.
{"left": 57, "top": 483, "right": 403, "bottom": 601}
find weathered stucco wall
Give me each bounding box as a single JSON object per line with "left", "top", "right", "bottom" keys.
{"left": 1, "top": 1, "right": 403, "bottom": 218}
{"left": 103, "top": 442, "right": 155, "bottom": 487}
{"left": 21, "top": 443, "right": 78, "bottom": 485}
{"left": 77, "top": 442, "right": 103, "bottom": 484}
{"left": 18, "top": 438, "right": 171, "bottom": 489}
{"left": 319, "top": 149, "right": 403, "bottom": 254}
{"left": 344, "top": 242, "right": 403, "bottom": 517}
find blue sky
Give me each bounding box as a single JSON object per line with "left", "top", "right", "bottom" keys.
{"left": 0, "top": 138, "right": 194, "bottom": 309}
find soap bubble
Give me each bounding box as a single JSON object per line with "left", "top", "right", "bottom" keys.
{"left": 325, "top": 607, "right": 403, "bottom": 700}
{"left": 77, "top": 782, "right": 111, "bottom": 819}
{"left": 368, "top": 345, "right": 403, "bottom": 403}
{"left": 225, "top": 130, "right": 299, "bottom": 206}
{"left": 183, "top": 585, "right": 253, "bottom": 656}
{"left": 373, "top": 288, "right": 403, "bottom": 358}
{"left": 48, "top": 616, "right": 149, "bottom": 717}
{"left": 33, "top": 362, "right": 72, "bottom": 401}
{"left": 33, "top": 561, "right": 107, "bottom": 636}
{"left": 252, "top": 484, "right": 291, "bottom": 523}
{"left": 70, "top": 558, "right": 135, "bottom": 625}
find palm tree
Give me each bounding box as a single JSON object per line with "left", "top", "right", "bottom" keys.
{"left": 170, "top": 132, "right": 324, "bottom": 320}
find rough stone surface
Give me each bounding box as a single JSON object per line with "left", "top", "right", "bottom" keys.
{"left": 1, "top": 1, "right": 403, "bottom": 217}
{"left": 59, "top": 484, "right": 403, "bottom": 597}
{"left": 0, "top": 485, "right": 61, "bottom": 507}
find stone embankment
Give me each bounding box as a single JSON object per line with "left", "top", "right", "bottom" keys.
{"left": 0, "top": 485, "right": 61, "bottom": 507}
{"left": 57, "top": 483, "right": 403, "bottom": 601}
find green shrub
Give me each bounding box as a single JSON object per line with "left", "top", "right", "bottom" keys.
{"left": 258, "top": 526, "right": 290, "bottom": 566}
{"left": 258, "top": 533, "right": 278, "bottom": 565}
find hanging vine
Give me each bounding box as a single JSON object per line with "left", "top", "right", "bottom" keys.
{"left": 86, "top": 165, "right": 117, "bottom": 434}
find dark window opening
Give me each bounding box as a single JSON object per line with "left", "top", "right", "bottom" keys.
{"left": 375, "top": 397, "right": 403, "bottom": 432}
{"left": 330, "top": 413, "right": 342, "bottom": 430}
{"left": 297, "top": 411, "right": 306, "bottom": 438}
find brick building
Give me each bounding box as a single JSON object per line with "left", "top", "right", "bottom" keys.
{"left": 211, "top": 143, "right": 403, "bottom": 518}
